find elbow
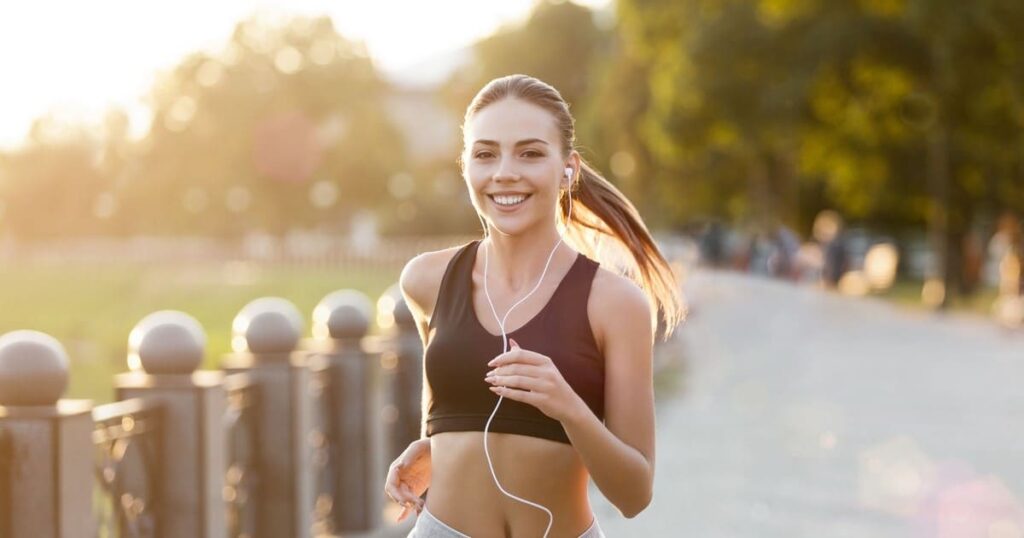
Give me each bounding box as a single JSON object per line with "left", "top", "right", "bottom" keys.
{"left": 620, "top": 485, "right": 653, "bottom": 519}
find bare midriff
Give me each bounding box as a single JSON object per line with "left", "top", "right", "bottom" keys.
{"left": 426, "top": 430, "right": 595, "bottom": 538}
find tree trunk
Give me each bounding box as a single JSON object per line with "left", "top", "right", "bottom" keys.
{"left": 926, "top": 123, "right": 951, "bottom": 309}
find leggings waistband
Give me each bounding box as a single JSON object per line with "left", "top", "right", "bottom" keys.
{"left": 418, "top": 507, "right": 601, "bottom": 538}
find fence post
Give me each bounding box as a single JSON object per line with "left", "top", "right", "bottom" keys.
{"left": 114, "top": 311, "right": 227, "bottom": 538}
{"left": 0, "top": 426, "right": 8, "bottom": 538}
{"left": 0, "top": 330, "right": 94, "bottom": 537}
{"left": 223, "top": 297, "right": 313, "bottom": 538}
{"left": 376, "top": 283, "right": 423, "bottom": 465}
{"left": 304, "top": 289, "right": 383, "bottom": 533}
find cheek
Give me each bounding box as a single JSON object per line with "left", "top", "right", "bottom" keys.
{"left": 463, "top": 171, "right": 485, "bottom": 197}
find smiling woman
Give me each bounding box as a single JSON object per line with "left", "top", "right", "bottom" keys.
{"left": 383, "top": 74, "right": 684, "bottom": 538}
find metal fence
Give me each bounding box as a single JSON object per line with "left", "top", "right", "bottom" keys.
{"left": 0, "top": 427, "right": 11, "bottom": 538}
{"left": 0, "top": 287, "right": 425, "bottom": 538}
{"left": 223, "top": 374, "right": 260, "bottom": 538}
{"left": 93, "top": 398, "right": 162, "bottom": 538}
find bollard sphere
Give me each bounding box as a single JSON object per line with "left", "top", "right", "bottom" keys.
{"left": 128, "top": 311, "right": 206, "bottom": 374}
{"left": 377, "top": 283, "right": 416, "bottom": 331}
{"left": 232, "top": 297, "right": 304, "bottom": 353}
{"left": 0, "top": 330, "right": 70, "bottom": 406}
{"left": 313, "top": 290, "right": 372, "bottom": 340}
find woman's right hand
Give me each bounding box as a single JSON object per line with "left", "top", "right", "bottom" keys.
{"left": 384, "top": 438, "right": 432, "bottom": 522}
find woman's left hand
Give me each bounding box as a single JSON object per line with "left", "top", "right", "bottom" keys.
{"left": 484, "top": 338, "right": 586, "bottom": 423}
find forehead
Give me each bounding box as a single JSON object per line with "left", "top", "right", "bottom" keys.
{"left": 464, "top": 98, "right": 561, "bottom": 146}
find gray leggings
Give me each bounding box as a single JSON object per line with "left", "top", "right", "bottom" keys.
{"left": 408, "top": 507, "right": 605, "bottom": 538}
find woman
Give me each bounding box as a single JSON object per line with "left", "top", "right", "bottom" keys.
{"left": 384, "top": 74, "right": 684, "bottom": 537}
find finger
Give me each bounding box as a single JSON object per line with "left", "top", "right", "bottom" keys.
{"left": 488, "top": 348, "right": 543, "bottom": 368}
{"left": 489, "top": 384, "right": 539, "bottom": 404}
{"left": 487, "top": 363, "right": 547, "bottom": 378}
{"left": 399, "top": 481, "right": 418, "bottom": 500}
{"left": 510, "top": 338, "right": 520, "bottom": 349}
{"left": 487, "top": 374, "right": 547, "bottom": 392}
{"left": 397, "top": 505, "right": 409, "bottom": 522}
{"left": 386, "top": 480, "right": 414, "bottom": 506}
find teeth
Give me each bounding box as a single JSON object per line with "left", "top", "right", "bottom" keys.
{"left": 493, "top": 194, "right": 527, "bottom": 206}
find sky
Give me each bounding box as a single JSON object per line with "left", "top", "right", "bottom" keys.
{"left": 0, "top": 0, "right": 610, "bottom": 150}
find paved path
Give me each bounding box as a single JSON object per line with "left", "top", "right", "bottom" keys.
{"left": 590, "top": 270, "right": 1024, "bottom": 537}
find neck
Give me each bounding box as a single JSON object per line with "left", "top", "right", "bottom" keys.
{"left": 481, "top": 227, "right": 570, "bottom": 292}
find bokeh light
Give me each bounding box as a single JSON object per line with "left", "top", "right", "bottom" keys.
{"left": 182, "top": 187, "right": 209, "bottom": 214}
{"left": 253, "top": 111, "right": 322, "bottom": 183}
{"left": 308, "top": 180, "right": 339, "bottom": 209}
{"left": 864, "top": 243, "right": 899, "bottom": 290}
{"left": 225, "top": 186, "right": 252, "bottom": 214}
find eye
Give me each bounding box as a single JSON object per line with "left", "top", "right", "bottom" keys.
{"left": 522, "top": 150, "right": 544, "bottom": 158}
{"left": 474, "top": 151, "right": 495, "bottom": 159}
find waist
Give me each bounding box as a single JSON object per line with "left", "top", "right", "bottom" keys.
{"left": 427, "top": 431, "right": 592, "bottom": 534}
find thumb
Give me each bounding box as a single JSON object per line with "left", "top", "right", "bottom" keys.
{"left": 510, "top": 338, "right": 520, "bottom": 349}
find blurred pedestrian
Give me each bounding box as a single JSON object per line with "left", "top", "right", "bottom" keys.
{"left": 813, "top": 210, "right": 848, "bottom": 288}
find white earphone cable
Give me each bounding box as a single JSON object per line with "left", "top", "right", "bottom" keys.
{"left": 481, "top": 169, "right": 574, "bottom": 538}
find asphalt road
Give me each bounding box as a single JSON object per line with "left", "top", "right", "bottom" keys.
{"left": 590, "top": 270, "right": 1024, "bottom": 537}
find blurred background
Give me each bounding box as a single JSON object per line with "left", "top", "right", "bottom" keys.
{"left": 1, "top": 0, "right": 1023, "bottom": 534}
{"left": 2, "top": 0, "right": 1024, "bottom": 407}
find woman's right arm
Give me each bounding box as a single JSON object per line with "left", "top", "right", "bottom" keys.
{"left": 399, "top": 248, "right": 458, "bottom": 438}
{"left": 385, "top": 254, "right": 440, "bottom": 521}
{"left": 399, "top": 253, "right": 436, "bottom": 439}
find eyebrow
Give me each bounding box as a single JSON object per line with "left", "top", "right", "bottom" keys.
{"left": 472, "top": 138, "right": 550, "bottom": 148}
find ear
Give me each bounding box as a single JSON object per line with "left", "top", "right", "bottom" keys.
{"left": 562, "top": 151, "right": 582, "bottom": 190}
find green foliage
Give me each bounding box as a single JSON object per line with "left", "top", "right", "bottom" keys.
{"left": 603, "top": 0, "right": 1024, "bottom": 239}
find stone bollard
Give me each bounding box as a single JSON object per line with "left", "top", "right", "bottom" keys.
{"left": 376, "top": 283, "right": 424, "bottom": 466}
{"left": 304, "top": 289, "right": 383, "bottom": 533}
{"left": 115, "top": 311, "right": 226, "bottom": 538}
{"left": 222, "top": 297, "right": 312, "bottom": 538}
{"left": 0, "top": 330, "right": 94, "bottom": 537}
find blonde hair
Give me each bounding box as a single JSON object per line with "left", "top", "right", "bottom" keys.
{"left": 462, "top": 74, "right": 685, "bottom": 340}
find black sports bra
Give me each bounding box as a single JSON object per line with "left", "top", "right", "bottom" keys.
{"left": 422, "top": 239, "right": 605, "bottom": 445}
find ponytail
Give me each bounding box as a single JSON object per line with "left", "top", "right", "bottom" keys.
{"left": 559, "top": 161, "right": 686, "bottom": 341}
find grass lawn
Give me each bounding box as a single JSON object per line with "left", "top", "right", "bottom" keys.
{"left": 0, "top": 261, "right": 402, "bottom": 403}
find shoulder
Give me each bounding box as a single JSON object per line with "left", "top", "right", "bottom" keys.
{"left": 587, "top": 266, "right": 654, "bottom": 353}
{"left": 399, "top": 242, "right": 468, "bottom": 319}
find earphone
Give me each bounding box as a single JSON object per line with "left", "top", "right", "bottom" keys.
{"left": 480, "top": 165, "right": 574, "bottom": 538}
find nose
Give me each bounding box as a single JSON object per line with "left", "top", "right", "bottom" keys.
{"left": 492, "top": 156, "right": 521, "bottom": 182}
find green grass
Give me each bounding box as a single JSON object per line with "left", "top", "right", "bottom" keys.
{"left": 873, "top": 279, "right": 999, "bottom": 317}
{"left": 0, "top": 262, "right": 401, "bottom": 403}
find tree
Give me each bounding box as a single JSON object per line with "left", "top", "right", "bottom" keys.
{"left": 608, "top": 0, "right": 1024, "bottom": 304}
{"left": 122, "top": 14, "right": 407, "bottom": 236}
{"left": 0, "top": 116, "right": 109, "bottom": 239}
{"left": 442, "top": 0, "right": 611, "bottom": 124}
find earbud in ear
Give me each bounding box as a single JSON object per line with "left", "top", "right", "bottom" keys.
{"left": 564, "top": 167, "right": 574, "bottom": 180}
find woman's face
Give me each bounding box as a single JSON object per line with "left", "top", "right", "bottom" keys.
{"left": 462, "top": 98, "right": 573, "bottom": 237}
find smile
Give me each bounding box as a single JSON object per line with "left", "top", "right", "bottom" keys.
{"left": 488, "top": 194, "right": 531, "bottom": 208}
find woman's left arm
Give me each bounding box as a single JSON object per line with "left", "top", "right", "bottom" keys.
{"left": 561, "top": 274, "right": 655, "bottom": 518}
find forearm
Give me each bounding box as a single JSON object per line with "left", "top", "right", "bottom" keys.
{"left": 561, "top": 400, "right": 653, "bottom": 518}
